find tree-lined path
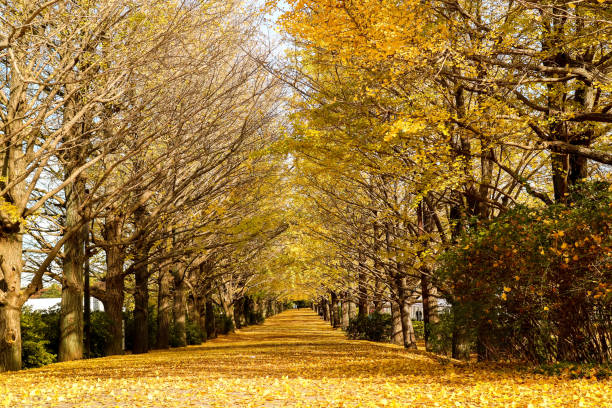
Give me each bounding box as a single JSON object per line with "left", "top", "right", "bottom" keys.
{"left": 1, "top": 309, "right": 609, "bottom": 407}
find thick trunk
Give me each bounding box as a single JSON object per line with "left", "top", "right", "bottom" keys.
{"left": 102, "top": 292, "right": 124, "bottom": 356}
{"left": 197, "top": 296, "right": 207, "bottom": 341}
{"left": 330, "top": 292, "right": 340, "bottom": 328}
{"left": 102, "top": 251, "right": 125, "bottom": 356}
{"left": 261, "top": 299, "right": 269, "bottom": 318}
{"left": 59, "top": 78, "right": 88, "bottom": 362}
{"left": 133, "top": 261, "right": 149, "bottom": 354}
{"left": 321, "top": 300, "right": 329, "bottom": 321}
{"left": 172, "top": 272, "right": 187, "bottom": 347}
{"left": 391, "top": 301, "right": 403, "bottom": 346}
{"left": 372, "top": 280, "right": 383, "bottom": 313}
{"left": 451, "top": 318, "right": 471, "bottom": 359}
{"left": 243, "top": 296, "right": 254, "bottom": 325}
{"left": 357, "top": 269, "right": 368, "bottom": 317}
{"left": 156, "top": 264, "right": 172, "bottom": 349}
{"left": 400, "top": 297, "right": 417, "bottom": 349}
{"left": 102, "top": 215, "right": 125, "bottom": 356}
{"left": 205, "top": 297, "right": 216, "bottom": 339}
{"left": 348, "top": 301, "right": 356, "bottom": 319}
{"left": 59, "top": 179, "right": 86, "bottom": 362}
{"left": 420, "top": 270, "right": 438, "bottom": 350}
{"left": 233, "top": 297, "right": 243, "bottom": 329}
{"left": 251, "top": 297, "right": 260, "bottom": 320}
{"left": 225, "top": 303, "right": 236, "bottom": 330}
{"left": 219, "top": 285, "right": 236, "bottom": 330}
{"left": 0, "top": 234, "right": 23, "bottom": 372}
{"left": 0, "top": 305, "right": 21, "bottom": 372}
{"left": 83, "top": 250, "right": 91, "bottom": 359}
{"left": 341, "top": 300, "right": 349, "bottom": 330}
{"left": 396, "top": 275, "right": 417, "bottom": 349}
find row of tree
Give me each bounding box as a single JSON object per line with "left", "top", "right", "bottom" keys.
{"left": 272, "top": 0, "right": 611, "bottom": 362}
{"left": 0, "top": 0, "right": 289, "bottom": 371}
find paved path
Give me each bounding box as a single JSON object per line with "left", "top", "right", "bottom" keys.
{"left": 0, "top": 309, "right": 609, "bottom": 407}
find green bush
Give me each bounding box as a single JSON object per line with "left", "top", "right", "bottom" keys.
{"left": 427, "top": 310, "right": 462, "bottom": 356}
{"left": 437, "top": 181, "right": 612, "bottom": 362}
{"left": 22, "top": 305, "right": 114, "bottom": 366}
{"left": 186, "top": 320, "right": 204, "bottom": 345}
{"left": 169, "top": 320, "right": 203, "bottom": 347}
{"left": 21, "top": 307, "right": 57, "bottom": 368}
{"left": 215, "top": 312, "right": 234, "bottom": 335}
{"left": 22, "top": 340, "right": 55, "bottom": 368}
{"left": 346, "top": 312, "right": 392, "bottom": 342}
{"left": 89, "top": 311, "right": 112, "bottom": 358}
{"left": 294, "top": 300, "right": 312, "bottom": 308}
{"left": 246, "top": 311, "right": 265, "bottom": 326}
{"left": 412, "top": 320, "right": 424, "bottom": 340}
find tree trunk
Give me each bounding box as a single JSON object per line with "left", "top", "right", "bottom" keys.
{"left": 322, "top": 299, "right": 329, "bottom": 321}
{"left": 59, "top": 200, "right": 85, "bottom": 361}
{"left": 83, "top": 248, "right": 91, "bottom": 359}
{"left": 330, "top": 292, "right": 340, "bottom": 328}
{"left": 391, "top": 301, "right": 403, "bottom": 346}
{"left": 156, "top": 264, "right": 172, "bottom": 349}
{"left": 0, "top": 234, "right": 24, "bottom": 372}
{"left": 172, "top": 271, "right": 187, "bottom": 347}
{"left": 205, "top": 297, "right": 216, "bottom": 339}
{"left": 420, "top": 270, "right": 433, "bottom": 350}
{"left": 197, "top": 295, "right": 207, "bottom": 341}
{"left": 102, "top": 289, "right": 124, "bottom": 356}
{"left": 101, "top": 251, "right": 126, "bottom": 356}
{"left": 133, "top": 260, "right": 149, "bottom": 354}
{"left": 225, "top": 303, "right": 236, "bottom": 330}
{"left": 59, "top": 76, "right": 88, "bottom": 363}
{"left": 396, "top": 275, "right": 417, "bottom": 349}
{"left": 400, "top": 297, "right": 417, "bottom": 349}
{"left": 372, "top": 279, "right": 383, "bottom": 313}
{"left": 348, "top": 301, "right": 356, "bottom": 319}
{"left": 451, "top": 316, "right": 471, "bottom": 359}
{"left": 357, "top": 268, "right": 368, "bottom": 317}
{"left": 0, "top": 305, "right": 21, "bottom": 372}
{"left": 341, "top": 300, "right": 349, "bottom": 330}
{"left": 233, "top": 297, "right": 243, "bottom": 329}
{"left": 101, "top": 214, "right": 125, "bottom": 356}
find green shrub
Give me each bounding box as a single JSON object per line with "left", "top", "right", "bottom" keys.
{"left": 294, "top": 300, "right": 312, "bottom": 308}
{"left": 246, "top": 311, "right": 265, "bottom": 326}
{"left": 169, "top": 320, "right": 203, "bottom": 347}
{"left": 89, "top": 311, "right": 112, "bottom": 358}
{"left": 437, "top": 181, "right": 612, "bottom": 362}
{"left": 186, "top": 320, "right": 204, "bottom": 345}
{"left": 20, "top": 307, "right": 57, "bottom": 368}
{"left": 412, "top": 320, "right": 424, "bottom": 340}
{"left": 215, "top": 313, "right": 234, "bottom": 335}
{"left": 22, "top": 340, "right": 56, "bottom": 368}
{"left": 22, "top": 305, "right": 115, "bottom": 365}
{"left": 346, "top": 312, "right": 392, "bottom": 342}
{"left": 427, "top": 310, "right": 461, "bottom": 356}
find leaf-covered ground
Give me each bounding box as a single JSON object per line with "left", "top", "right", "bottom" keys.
{"left": 1, "top": 310, "right": 609, "bottom": 407}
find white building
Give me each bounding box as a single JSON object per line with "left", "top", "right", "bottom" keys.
{"left": 23, "top": 297, "right": 104, "bottom": 312}
{"left": 380, "top": 299, "right": 450, "bottom": 321}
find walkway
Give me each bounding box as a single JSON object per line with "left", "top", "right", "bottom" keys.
{"left": 0, "top": 310, "right": 609, "bottom": 407}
